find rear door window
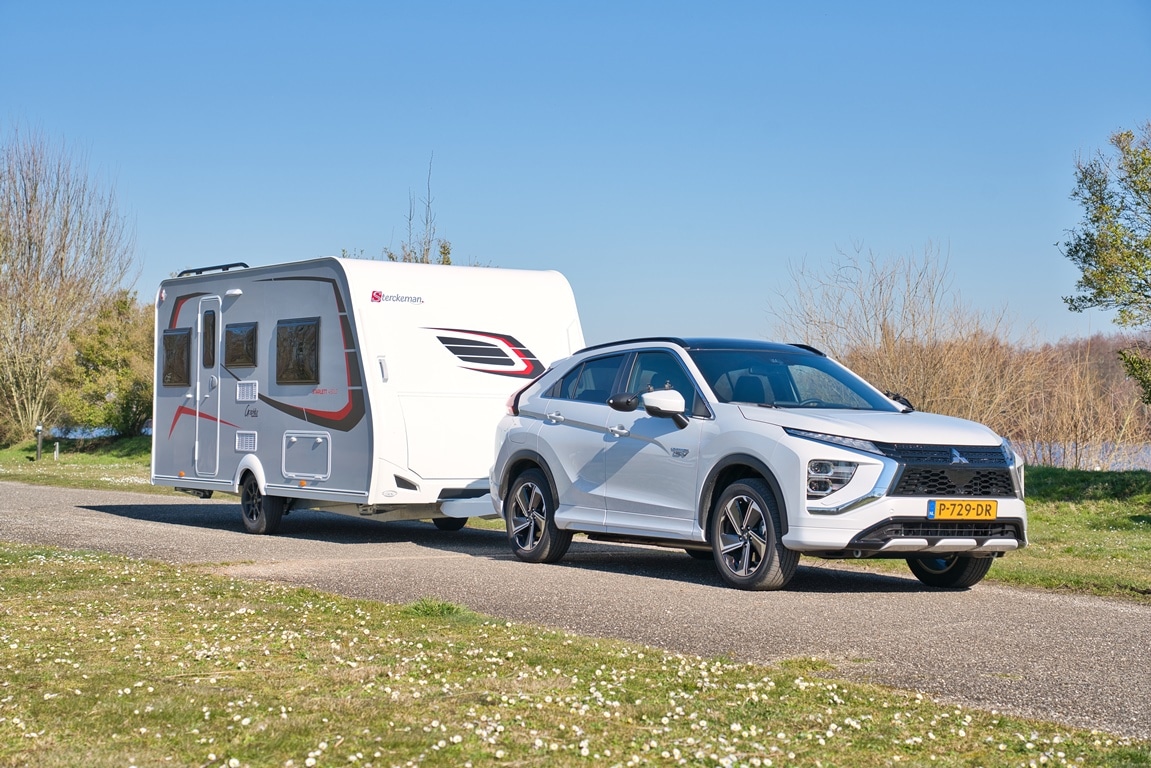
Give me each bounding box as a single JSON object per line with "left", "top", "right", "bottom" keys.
{"left": 554, "top": 354, "right": 626, "bottom": 404}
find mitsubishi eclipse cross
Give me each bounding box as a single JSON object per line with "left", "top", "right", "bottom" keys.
{"left": 489, "top": 337, "right": 1026, "bottom": 591}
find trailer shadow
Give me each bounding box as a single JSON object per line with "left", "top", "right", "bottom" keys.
{"left": 80, "top": 502, "right": 509, "bottom": 547}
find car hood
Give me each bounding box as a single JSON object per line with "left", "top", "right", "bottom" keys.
{"left": 737, "top": 406, "right": 1004, "bottom": 446}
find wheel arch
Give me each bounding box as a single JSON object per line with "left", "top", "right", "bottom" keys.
{"left": 233, "top": 454, "right": 267, "bottom": 496}
{"left": 499, "top": 450, "right": 559, "bottom": 517}
{"left": 698, "top": 454, "right": 789, "bottom": 538}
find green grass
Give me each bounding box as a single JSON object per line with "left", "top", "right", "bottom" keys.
{"left": 0, "top": 542, "right": 1147, "bottom": 768}
{"left": 0, "top": 436, "right": 175, "bottom": 495}
{"left": 851, "top": 466, "right": 1151, "bottom": 601}
{"left": 987, "top": 465, "right": 1151, "bottom": 598}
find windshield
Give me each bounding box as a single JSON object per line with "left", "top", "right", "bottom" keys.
{"left": 688, "top": 349, "right": 901, "bottom": 411}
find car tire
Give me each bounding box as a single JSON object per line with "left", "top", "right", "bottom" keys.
{"left": 432, "top": 517, "right": 468, "bottom": 532}
{"left": 240, "top": 473, "right": 284, "bottom": 535}
{"left": 906, "top": 555, "right": 993, "bottom": 588}
{"left": 710, "top": 479, "right": 798, "bottom": 590}
{"left": 505, "top": 468, "right": 572, "bottom": 564}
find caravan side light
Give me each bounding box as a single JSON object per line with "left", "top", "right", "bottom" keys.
{"left": 178, "top": 471, "right": 185, "bottom": 478}
{"left": 225, "top": 288, "right": 243, "bottom": 297}
{"left": 299, "top": 480, "right": 307, "bottom": 487}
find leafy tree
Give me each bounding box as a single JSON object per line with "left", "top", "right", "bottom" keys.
{"left": 52, "top": 291, "right": 153, "bottom": 436}
{"left": 0, "top": 126, "right": 135, "bottom": 443}
{"left": 1062, "top": 121, "right": 1151, "bottom": 401}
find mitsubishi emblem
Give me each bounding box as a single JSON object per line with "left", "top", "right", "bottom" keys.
{"left": 951, "top": 448, "right": 969, "bottom": 465}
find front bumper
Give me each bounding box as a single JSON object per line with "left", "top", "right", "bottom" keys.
{"left": 783, "top": 496, "right": 1027, "bottom": 557}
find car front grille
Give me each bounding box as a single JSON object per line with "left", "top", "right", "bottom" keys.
{"left": 871, "top": 442, "right": 1017, "bottom": 498}
{"left": 892, "top": 467, "right": 1016, "bottom": 497}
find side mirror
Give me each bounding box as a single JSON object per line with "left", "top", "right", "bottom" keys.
{"left": 641, "top": 389, "right": 689, "bottom": 429}
{"left": 608, "top": 392, "right": 640, "bottom": 412}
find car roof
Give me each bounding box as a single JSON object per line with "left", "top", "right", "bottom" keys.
{"left": 575, "top": 337, "right": 826, "bottom": 357}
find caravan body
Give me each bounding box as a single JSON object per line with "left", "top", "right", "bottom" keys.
{"left": 151, "top": 257, "right": 583, "bottom": 528}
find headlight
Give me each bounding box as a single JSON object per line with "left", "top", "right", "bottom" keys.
{"left": 784, "top": 427, "right": 882, "bottom": 455}
{"left": 807, "top": 460, "right": 858, "bottom": 498}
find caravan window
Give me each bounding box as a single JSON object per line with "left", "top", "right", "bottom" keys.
{"left": 224, "top": 323, "right": 258, "bottom": 368}
{"left": 276, "top": 317, "right": 320, "bottom": 385}
{"left": 202, "top": 311, "right": 216, "bottom": 369}
{"left": 161, "top": 328, "right": 192, "bottom": 386}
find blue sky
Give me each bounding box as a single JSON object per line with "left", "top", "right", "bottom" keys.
{"left": 3, "top": 1, "right": 1149, "bottom": 345}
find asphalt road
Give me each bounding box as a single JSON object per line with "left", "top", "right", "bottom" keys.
{"left": 2, "top": 480, "right": 1149, "bottom": 740}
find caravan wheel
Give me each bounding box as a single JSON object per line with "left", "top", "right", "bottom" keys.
{"left": 240, "top": 474, "right": 284, "bottom": 535}
{"left": 432, "top": 517, "right": 468, "bottom": 531}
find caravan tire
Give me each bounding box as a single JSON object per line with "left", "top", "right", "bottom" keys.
{"left": 432, "top": 517, "right": 468, "bottom": 532}
{"left": 240, "top": 474, "right": 284, "bottom": 535}
{"left": 505, "top": 468, "right": 572, "bottom": 564}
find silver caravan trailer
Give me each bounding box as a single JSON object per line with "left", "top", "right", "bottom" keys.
{"left": 151, "top": 257, "right": 584, "bottom": 533}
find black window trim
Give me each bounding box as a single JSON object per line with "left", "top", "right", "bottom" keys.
{"left": 201, "top": 310, "right": 217, "bottom": 370}
{"left": 224, "top": 321, "right": 259, "bottom": 368}
{"left": 275, "top": 316, "right": 321, "bottom": 386}
{"left": 621, "top": 348, "right": 714, "bottom": 420}
{"left": 161, "top": 327, "right": 193, "bottom": 387}
{"left": 548, "top": 352, "right": 628, "bottom": 404}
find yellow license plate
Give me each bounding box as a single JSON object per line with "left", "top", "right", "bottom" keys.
{"left": 928, "top": 499, "right": 998, "bottom": 520}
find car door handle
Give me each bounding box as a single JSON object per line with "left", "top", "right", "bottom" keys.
{"left": 546, "top": 411, "right": 565, "bottom": 423}
{"left": 608, "top": 425, "right": 630, "bottom": 437}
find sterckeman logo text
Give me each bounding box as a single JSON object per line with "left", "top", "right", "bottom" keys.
{"left": 370, "top": 290, "right": 425, "bottom": 304}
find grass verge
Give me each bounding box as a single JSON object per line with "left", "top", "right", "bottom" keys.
{"left": 1, "top": 542, "right": 1147, "bottom": 768}
{"left": 0, "top": 436, "right": 174, "bottom": 495}
{"left": 853, "top": 466, "right": 1151, "bottom": 601}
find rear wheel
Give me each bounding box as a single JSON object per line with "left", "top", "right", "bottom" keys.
{"left": 240, "top": 474, "right": 284, "bottom": 535}
{"left": 432, "top": 516, "right": 468, "bottom": 532}
{"left": 906, "top": 555, "right": 993, "bottom": 588}
{"left": 710, "top": 479, "right": 798, "bottom": 590}
{"left": 505, "top": 468, "right": 572, "bottom": 564}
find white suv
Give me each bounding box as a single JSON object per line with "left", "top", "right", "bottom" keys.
{"left": 489, "top": 338, "right": 1026, "bottom": 590}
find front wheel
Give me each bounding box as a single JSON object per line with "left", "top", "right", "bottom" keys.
{"left": 710, "top": 479, "right": 798, "bottom": 590}
{"left": 505, "top": 468, "right": 572, "bottom": 564}
{"left": 906, "top": 555, "right": 993, "bottom": 588}
{"left": 240, "top": 474, "right": 284, "bottom": 535}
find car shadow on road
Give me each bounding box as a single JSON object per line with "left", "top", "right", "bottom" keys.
{"left": 542, "top": 543, "right": 931, "bottom": 593}
{"left": 557, "top": 543, "right": 925, "bottom": 594}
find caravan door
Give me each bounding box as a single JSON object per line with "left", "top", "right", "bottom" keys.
{"left": 195, "top": 296, "right": 221, "bottom": 477}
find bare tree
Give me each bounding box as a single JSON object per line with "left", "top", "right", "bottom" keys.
{"left": 381, "top": 156, "right": 452, "bottom": 265}
{"left": 769, "top": 243, "right": 1151, "bottom": 469}
{"left": 0, "top": 127, "right": 135, "bottom": 443}
{"left": 1014, "top": 338, "right": 1149, "bottom": 470}
{"left": 770, "top": 243, "right": 1030, "bottom": 424}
